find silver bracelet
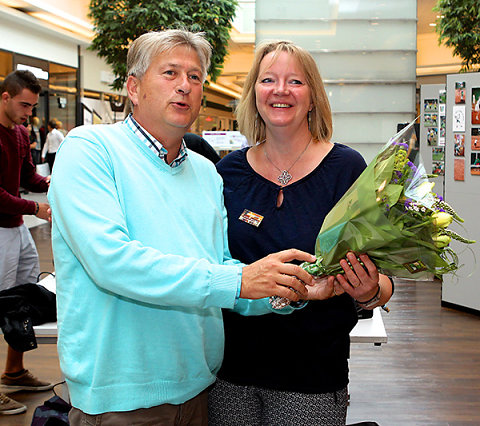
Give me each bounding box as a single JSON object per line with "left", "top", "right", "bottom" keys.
{"left": 356, "top": 284, "right": 381, "bottom": 309}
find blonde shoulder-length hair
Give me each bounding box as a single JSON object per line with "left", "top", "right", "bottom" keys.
{"left": 236, "top": 40, "right": 332, "bottom": 145}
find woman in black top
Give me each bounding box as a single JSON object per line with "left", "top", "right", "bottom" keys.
{"left": 208, "top": 41, "right": 393, "bottom": 425}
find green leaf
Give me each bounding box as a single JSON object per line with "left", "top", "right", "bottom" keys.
{"left": 383, "top": 184, "right": 403, "bottom": 206}
{"left": 434, "top": 0, "right": 480, "bottom": 71}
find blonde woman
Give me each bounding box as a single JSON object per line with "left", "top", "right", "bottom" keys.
{"left": 208, "top": 41, "right": 393, "bottom": 425}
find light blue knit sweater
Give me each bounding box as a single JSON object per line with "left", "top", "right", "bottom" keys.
{"left": 48, "top": 122, "right": 279, "bottom": 414}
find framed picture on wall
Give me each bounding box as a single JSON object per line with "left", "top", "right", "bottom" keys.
{"left": 455, "top": 81, "right": 466, "bottom": 104}
{"left": 454, "top": 158, "right": 465, "bottom": 181}
{"left": 471, "top": 153, "right": 480, "bottom": 175}
{"left": 439, "top": 115, "right": 446, "bottom": 145}
{"left": 439, "top": 89, "right": 446, "bottom": 104}
{"left": 432, "top": 161, "right": 444, "bottom": 176}
{"left": 424, "top": 113, "right": 438, "bottom": 127}
{"left": 427, "top": 127, "right": 438, "bottom": 146}
{"left": 424, "top": 99, "right": 438, "bottom": 113}
{"left": 472, "top": 87, "right": 480, "bottom": 125}
{"left": 454, "top": 133, "right": 465, "bottom": 157}
{"left": 472, "top": 128, "right": 480, "bottom": 151}
{"left": 453, "top": 105, "right": 466, "bottom": 132}
{"left": 432, "top": 147, "right": 445, "bottom": 161}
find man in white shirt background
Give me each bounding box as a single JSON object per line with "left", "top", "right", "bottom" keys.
{"left": 41, "top": 119, "right": 64, "bottom": 172}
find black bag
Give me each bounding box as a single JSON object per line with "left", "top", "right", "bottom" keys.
{"left": 0, "top": 283, "right": 56, "bottom": 352}
{"left": 31, "top": 395, "right": 71, "bottom": 425}
{"left": 1, "top": 315, "right": 37, "bottom": 352}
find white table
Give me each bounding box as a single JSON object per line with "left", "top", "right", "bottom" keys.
{"left": 31, "top": 274, "right": 57, "bottom": 343}
{"left": 33, "top": 275, "right": 387, "bottom": 346}
{"left": 350, "top": 308, "right": 387, "bottom": 345}
{"left": 35, "top": 311, "right": 388, "bottom": 344}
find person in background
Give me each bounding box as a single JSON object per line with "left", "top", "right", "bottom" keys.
{"left": 26, "top": 122, "right": 39, "bottom": 165}
{"left": 184, "top": 132, "right": 221, "bottom": 164}
{"left": 31, "top": 116, "right": 43, "bottom": 144}
{"left": 41, "top": 119, "right": 64, "bottom": 172}
{"left": 56, "top": 120, "right": 67, "bottom": 137}
{"left": 208, "top": 41, "right": 393, "bottom": 426}
{"left": 48, "top": 29, "right": 316, "bottom": 426}
{"left": 30, "top": 116, "right": 44, "bottom": 166}
{"left": 0, "top": 70, "right": 52, "bottom": 416}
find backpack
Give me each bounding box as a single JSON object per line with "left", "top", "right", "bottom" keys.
{"left": 31, "top": 394, "right": 71, "bottom": 425}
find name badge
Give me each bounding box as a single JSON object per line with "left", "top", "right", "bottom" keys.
{"left": 239, "top": 209, "right": 264, "bottom": 227}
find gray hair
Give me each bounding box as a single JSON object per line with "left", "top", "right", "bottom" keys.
{"left": 127, "top": 29, "right": 212, "bottom": 82}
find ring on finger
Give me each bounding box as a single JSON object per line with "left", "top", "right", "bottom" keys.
{"left": 352, "top": 282, "right": 360, "bottom": 288}
{"left": 333, "top": 286, "right": 338, "bottom": 296}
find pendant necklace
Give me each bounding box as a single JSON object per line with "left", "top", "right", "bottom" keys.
{"left": 263, "top": 138, "right": 312, "bottom": 185}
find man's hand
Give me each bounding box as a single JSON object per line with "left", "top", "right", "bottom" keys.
{"left": 240, "top": 249, "right": 316, "bottom": 301}
{"left": 36, "top": 202, "right": 51, "bottom": 222}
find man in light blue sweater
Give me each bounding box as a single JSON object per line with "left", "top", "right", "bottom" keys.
{"left": 48, "top": 29, "right": 316, "bottom": 425}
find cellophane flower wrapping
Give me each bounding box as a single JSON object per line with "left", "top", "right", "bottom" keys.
{"left": 270, "top": 120, "right": 475, "bottom": 309}
{"left": 309, "top": 121, "right": 451, "bottom": 279}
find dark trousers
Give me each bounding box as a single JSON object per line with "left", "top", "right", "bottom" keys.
{"left": 31, "top": 150, "right": 41, "bottom": 165}
{"left": 46, "top": 152, "right": 56, "bottom": 173}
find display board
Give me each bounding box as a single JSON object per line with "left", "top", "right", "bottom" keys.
{"left": 442, "top": 73, "right": 480, "bottom": 312}
{"left": 202, "top": 131, "right": 247, "bottom": 151}
{"left": 419, "top": 84, "right": 446, "bottom": 199}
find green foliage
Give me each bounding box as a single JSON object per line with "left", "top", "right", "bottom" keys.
{"left": 434, "top": 0, "right": 480, "bottom": 72}
{"left": 88, "top": 0, "right": 238, "bottom": 91}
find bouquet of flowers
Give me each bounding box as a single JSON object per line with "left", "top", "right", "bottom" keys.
{"left": 271, "top": 120, "right": 475, "bottom": 308}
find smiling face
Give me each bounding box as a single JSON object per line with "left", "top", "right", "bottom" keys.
{"left": 127, "top": 45, "right": 203, "bottom": 142}
{"left": 255, "top": 51, "right": 312, "bottom": 134}
{"left": 0, "top": 88, "right": 38, "bottom": 128}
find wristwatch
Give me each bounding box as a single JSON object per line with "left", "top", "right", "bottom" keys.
{"left": 357, "top": 285, "right": 381, "bottom": 309}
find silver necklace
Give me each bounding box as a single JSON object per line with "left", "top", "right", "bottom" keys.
{"left": 263, "top": 138, "right": 312, "bottom": 185}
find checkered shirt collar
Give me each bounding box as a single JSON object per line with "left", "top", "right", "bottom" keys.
{"left": 124, "top": 113, "right": 187, "bottom": 168}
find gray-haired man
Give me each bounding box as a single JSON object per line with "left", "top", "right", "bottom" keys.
{"left": 49, "top": 29, "right": 315, "bottom": 425}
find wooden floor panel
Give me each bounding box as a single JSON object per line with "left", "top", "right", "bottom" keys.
{"left": 347, "top": 278, "right": 480, "bottom": 425}
{"left": 1, "top": 223, "right": 479, "bottom": 425}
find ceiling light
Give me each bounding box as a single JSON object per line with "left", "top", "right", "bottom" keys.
{"left": 29, "top": 11, "right": 94, "bottom": 39}
{"left": 0, "top": 0, "right": 28, "bottom": 7}
{"left": 23, "top": 0, "right": 93, "bottom": 30}
{"left": 207, "top": 82, "right": 242, "bottom": 99}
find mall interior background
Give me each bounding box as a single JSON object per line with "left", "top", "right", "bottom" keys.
{"left": 1, "top": 2, "right": 480, "bottom": 424}
{"left": 0, "top": 0, "right": 468, "bottom": 162}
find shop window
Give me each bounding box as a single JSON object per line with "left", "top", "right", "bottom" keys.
{"left": 49, "top": 63, "right": 77, "bottom": 94}
{"left": 49, "top": 92, "right": 76, "bottom": 133}
{"left": 0, "top": 51, "right": 13, "bottom": 81}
